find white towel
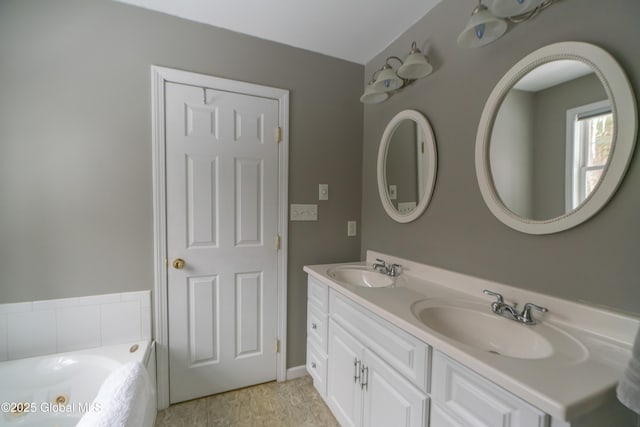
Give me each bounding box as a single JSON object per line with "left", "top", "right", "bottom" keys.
{"left": 76, "top": 361, "right": 153, "bottom": 427}
{"left": 618, "top": 326, "right": 640, "bottom": 414}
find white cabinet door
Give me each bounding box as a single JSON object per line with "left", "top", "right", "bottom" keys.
{"left": 328, "top": 318, "right": 428, "bottom": 427}
{"left": 363, "top": 349, "right": 428, "bottom": 427}
{"left": 327, "top": 320, "right": 364, "bottom": 427}
{"left": 431, "top": 351, "right": 547, "bottom": 427}
{"left": 431, "top": 401, "right": 464, "bottom": 427}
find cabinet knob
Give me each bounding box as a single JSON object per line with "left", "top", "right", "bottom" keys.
{"left": 311, "top": 322, "right": 317, "bottom": 330}
{"left": 311, "top": 362, "right": 317, "bottom": 369}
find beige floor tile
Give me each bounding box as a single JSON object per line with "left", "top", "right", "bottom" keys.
{"left": 155, "top": 376, "right": 339, "bottom": 427}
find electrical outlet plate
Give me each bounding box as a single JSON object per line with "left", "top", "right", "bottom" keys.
{"left": 319, "top": 184, "right": 329, "bottom": 201}
{"left": 347, "top": 220, "right": 357, "bottom": 237}
{"left": 290, "top": 204, "right": 318, "bottom": 221}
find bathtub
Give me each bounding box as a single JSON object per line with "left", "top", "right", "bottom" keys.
{"left": 0, "top": 340, "right": 156, "bottom": 427}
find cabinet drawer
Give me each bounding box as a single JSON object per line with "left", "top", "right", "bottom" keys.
{"left": 432, "top": 351, "right": 547, "bottom": 427}
{"left": 307, "top": 303, "right": 328, "bottom": 353}
{"left": 307, "top": 339, "right": 328, "bottom": 397}
{"left": 308, "top": 276, "right": 328, "bottom": 312}
{"left": 330, "top": 290, "right": 430, "bottom": 392}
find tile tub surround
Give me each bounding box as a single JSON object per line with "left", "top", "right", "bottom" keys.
{"left": 0, "top": 291, "right": 151, "bottom": 361}
{"left": 304, "top": 251, "right": 640, "bottom": 421}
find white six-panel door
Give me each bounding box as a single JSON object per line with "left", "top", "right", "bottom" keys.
{"left": 165, "top": 82, "right": 280, "bottom": 403}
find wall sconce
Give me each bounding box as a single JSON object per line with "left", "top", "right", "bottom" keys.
{"left": 457, "top": 0, "right": 555, "bottom": 48}
{"left": 360, "top": 42, "right": 433, "bottom": 104}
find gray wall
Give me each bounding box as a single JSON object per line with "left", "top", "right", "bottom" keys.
{"left": 0, "top": 0, "right": 363, "bottom": 368}
{"left": 491, "top": 89, "right": 535, "bottom": 218}
{"left": 386, "top": 120, "right": 418, "bottom": 208}
{"left": 361, "top": 0, "right": 640, "bottom": 314}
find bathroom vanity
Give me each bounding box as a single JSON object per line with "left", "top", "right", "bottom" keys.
{"left": 304, "top": 252, "right": 638, "bottom": 427}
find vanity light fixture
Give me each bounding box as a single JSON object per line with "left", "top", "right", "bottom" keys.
{"left": 360, "top": 41, "right": 433, "bottom": 104}
{"left": 457, "top": 0, "right": 555, "bottom": 49}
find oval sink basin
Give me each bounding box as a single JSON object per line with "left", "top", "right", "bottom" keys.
{"left": 410, "top": 299, "right": 587, "bottom": 360}
{"left": 327, "top": 265, "right": 394, "bottom": 288}
{"left": 415, "top": 304, "right": 552, "bottom": 359}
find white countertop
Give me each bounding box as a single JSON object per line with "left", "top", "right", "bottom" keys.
{"left": 304, "top": 251, "right": 639, "bottom": 421}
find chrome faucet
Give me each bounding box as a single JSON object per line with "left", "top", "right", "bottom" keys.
{"left": 482, "top": 290, "right": 548, "bottom": 325}
{"left": 372, "top": 259, "right": 402, "bottom": 277}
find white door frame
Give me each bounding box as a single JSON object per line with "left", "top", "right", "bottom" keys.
{"left": 151, "top": 65, "right": 289, "bottom": 409}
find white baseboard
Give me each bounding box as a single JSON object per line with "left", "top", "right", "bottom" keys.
{"left": 286, "top": 365, "right": 308, "bottom": 380}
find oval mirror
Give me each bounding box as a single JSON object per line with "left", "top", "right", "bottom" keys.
{"left": 476, "top": 42, "right": 637, "bottom": 234}
{"left": 378, "top": 109, "right": 437, "bottom": 223}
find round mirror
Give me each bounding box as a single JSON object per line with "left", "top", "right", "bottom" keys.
{"left": 377, "top": 110, "right": 437, "bottom": 223}
{"left": 476, "top": 42, "right": 637, "bottom": 234}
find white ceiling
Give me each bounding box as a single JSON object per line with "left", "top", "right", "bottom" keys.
{"left": 115, "top": 0, "right": 441, "bottom": 64}
{"left": 513, "top": 60, "right": 594, "bottom": 92}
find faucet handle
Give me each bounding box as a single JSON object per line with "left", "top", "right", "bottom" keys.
{"left": 483, "top": 289, "right": 504, "bottom": 303}
{"left": 375, "top": 258, "right": 387, "bottom": 266}
{"left": 389, "top": 263, "right": 402, "bottom": 277}
{"left": 520, "top": 303, "right": 548, "bottom": 325}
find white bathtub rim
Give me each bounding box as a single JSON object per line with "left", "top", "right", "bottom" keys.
{"left": 0, "top": 340, "right": 151, "bottom": 369}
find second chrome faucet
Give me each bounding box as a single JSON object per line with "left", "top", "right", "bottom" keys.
{"left": 483, "top": 290, "right": 548, "bottom": 325}
{"left": 372, "top": 258, "right": 402, "bottom": 277}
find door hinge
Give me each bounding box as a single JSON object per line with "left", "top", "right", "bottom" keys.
{"left": 276, "top": 126, "right": 282, "bottom": 144}
{"left": 275, "top": 234, "right": 281, "bottom": 250}
{"left": 275, "top": 339, "right": 281, "bottom": 353}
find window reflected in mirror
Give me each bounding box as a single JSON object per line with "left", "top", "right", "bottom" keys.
{"left": 567, "top": 102, "right": 612, "bottom": 210}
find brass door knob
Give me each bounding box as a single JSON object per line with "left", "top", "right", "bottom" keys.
{"left": 172, "top": 258, "right": 186, "bottom": 269}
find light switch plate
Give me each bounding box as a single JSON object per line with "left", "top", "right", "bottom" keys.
{"left": 319, "top": 184, "right": 329, "bottom": 201}
{"left": 389, "top": 185, "right": 397, "bottom": 200}
{"left": 347, "top": 221, "right": 357, "bottom": 237}
{"left": 290, "top": 204, "right": 318, "bottom": 221}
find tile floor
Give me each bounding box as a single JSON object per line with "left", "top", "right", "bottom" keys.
{"left": 154, "top": 376, "right": 339, "bottom": 427}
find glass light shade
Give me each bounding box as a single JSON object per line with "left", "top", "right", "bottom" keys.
{"left": 360, "top": 84, "right": 389, "bottom": 104}
{"left": 372, "top": 66, "right": 403, "bottom": 92}
{"left": 457, "top": 4, "right": 507, "bottom": 48}
{"left": 489, "top": 0, "right": 546, "bottom": 18}
{"left": 397, "top": 52, "right": 433, "bottom": 79}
